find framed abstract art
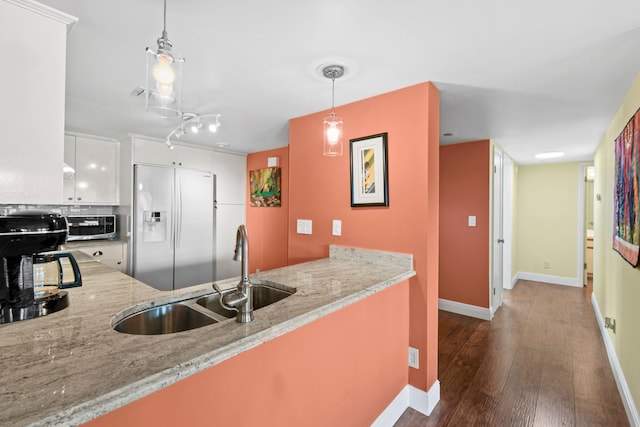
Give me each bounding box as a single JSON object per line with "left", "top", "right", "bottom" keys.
{"left": 349, "top": 133, "right": 389, "bottom": 207}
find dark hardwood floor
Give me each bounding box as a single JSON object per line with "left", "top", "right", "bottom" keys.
{"left": 395, "top": 280, "right": 629, "bottom": 427}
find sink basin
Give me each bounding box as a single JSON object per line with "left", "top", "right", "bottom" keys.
{"left": 197, "top": 281, "right": 296, "bottom": 319}
{"left": 113, "top": 303, "right": 217, "bottom": 335}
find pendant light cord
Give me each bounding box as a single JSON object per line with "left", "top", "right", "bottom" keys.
{"left": 163, "top": 0, "right": 167, "bottom": 33}
{"left": 331, "top": 77, "right": 336, "bottom": 113}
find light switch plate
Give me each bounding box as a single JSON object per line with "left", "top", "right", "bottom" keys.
{"left": 332, "top": 220, "right": 342, "bottom": 236}
{"left": 297, "top": 219, "right": 312, "bottom": 235}
{"left": 468, "top": 215, "right": 476, "bottom": 227}
{"left": 408, "top": 347, "right": 419, "bottom": 369}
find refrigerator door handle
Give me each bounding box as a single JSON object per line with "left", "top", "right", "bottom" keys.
{"left": 176, "top": 172, "right": 182, "bottom": 248}
{"left": 170, "top": 173, "right": 175, "bottom": 251}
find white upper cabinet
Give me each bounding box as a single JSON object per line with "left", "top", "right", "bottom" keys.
{"left": 174, "top": 145, "right": 215, "bottom": 172}
{"left": 132, "top": 138, "right": 175, "bottom": 167}
{"left": 63, "top": 134, "right": 76, "bottom": 201}
{"left": 132, "top": 137, "right": 214, "bottom": 172}
{"left": 211, "top": 151, "right": 247, "bottom": 205}
{"left": 0, "top": 1, "right": 76, "bottom": 204}
{"left": 64, "top": 135, "right": 118, "bottom": 205}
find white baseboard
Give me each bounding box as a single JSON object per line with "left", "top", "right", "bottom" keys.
{"left": 514, "top": 271, "right": 581, "bottom": 287}
{"left": 591, "top": 293, "right": 639, "bottom": 427}
{"left": 372, "top": 381, "right": 441, "bottom": 427}
{"left": 438, "top": 298, "right": 492, "bottom": 320}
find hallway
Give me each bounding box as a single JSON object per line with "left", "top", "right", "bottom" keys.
{"left": 395, "top": 280, "right": 629, "bottom": 426}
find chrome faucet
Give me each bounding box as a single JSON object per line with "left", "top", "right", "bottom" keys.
{"left": 212, "top": 225, "right": 253, "bottom": 323}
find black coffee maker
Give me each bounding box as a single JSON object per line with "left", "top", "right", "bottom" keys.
{"left": 0, "top": 211, "right": 80, "bottom": 324}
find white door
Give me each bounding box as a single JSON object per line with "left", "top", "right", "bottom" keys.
{"left": 492, "top": 148, "right": 504, "bottom": 312}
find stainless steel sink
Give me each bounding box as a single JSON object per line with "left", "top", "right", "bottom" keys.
{"left": 113, "top": 303, "right": 217, "bottom": 335}
{"left": 113, "top": 280, "right": 296, "bottom": 334}
{"left": 196, "top": 280, "right": 296, "bottom": 319}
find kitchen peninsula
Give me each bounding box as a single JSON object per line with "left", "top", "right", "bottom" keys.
{"left": 0, "top": 246, "right": 414, "bottom": 426}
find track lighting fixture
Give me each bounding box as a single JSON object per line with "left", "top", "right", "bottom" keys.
{"left": 165, "top": 113, "right": 222, "bottom": 148}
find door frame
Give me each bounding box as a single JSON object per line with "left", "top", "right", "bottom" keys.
{"left": 502, "top": 154, "right": 514, "bottom": 290}
{"left": 491, "top": 146, "right": 504, "bottom": 315}
{"left": 577, "top": 161, "right": 594, "bottom": 286}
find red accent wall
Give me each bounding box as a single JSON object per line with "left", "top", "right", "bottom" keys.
{"left": 83, "top": 281, "right": 409, "bottom": 427}
{"left": 287, "top": 82, "right": 440, "bottom": 392}
{"left": 246, "top": 147, "right": 289, "bottom": 273}
{"left": 87, "top": 83, "right": 439, "bottom": 426}
{"left": 439, "top": 140, "right": 490, "bottom": 308}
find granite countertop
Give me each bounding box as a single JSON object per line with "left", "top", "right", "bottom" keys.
{"left": 60, "top": 240, "right": 127, "bottom": 250}
{"left": 0, "top": 246, "right": 414, "bottom": 427}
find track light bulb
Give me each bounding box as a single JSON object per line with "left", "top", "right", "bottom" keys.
{"left": 208, "top": 123, "right": 218, "bottom": 133}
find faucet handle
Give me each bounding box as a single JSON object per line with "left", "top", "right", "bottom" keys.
{"left": 212, "top": 283, "right": 240, "bottom": 313}
{"left": 212, "top": 283, "right": 224, "bottom": 295}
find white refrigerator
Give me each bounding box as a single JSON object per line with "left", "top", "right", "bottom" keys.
{"left": 132, "top": 165, "right": 215, "bottom": 291}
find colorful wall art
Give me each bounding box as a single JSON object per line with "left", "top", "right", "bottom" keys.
{"left": 250, "top": 167, "right": 281, "bottom": 207}
{"left": 613, "top": 108, "right": 640, "bottom": 266}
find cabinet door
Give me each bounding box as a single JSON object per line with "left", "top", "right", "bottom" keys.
{"left": 0, "top": 1, "right": 68, "bottom": 204}
{"left": 74, "top": 137, "right": 118, "bottom": 204}
{"left": 211, "top": 152, "right": 247, "bottom": 204}
{"left": 175, "top": 145, "right": 214, "bottom": 171}
{"left": 63, "top": 135, "right": 76, "bottom": 202}
{"left": 78, "top": 244, "right": 125, "bottom": 272}
{"left": 133, "top": 138, "right": 176, "bottom": 166}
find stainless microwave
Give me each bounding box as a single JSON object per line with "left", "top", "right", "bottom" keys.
{"left": 66, "top": 215, "right": 116, "bottom": 241}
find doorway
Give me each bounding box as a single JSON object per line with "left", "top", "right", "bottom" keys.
{"left": 582, "top": 164, "right": 595, "bottom": 285}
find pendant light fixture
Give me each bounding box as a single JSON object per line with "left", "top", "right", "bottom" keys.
{"left": 322, "top": 65, "right": 345, "bottom": 156}
{"left": 145, "top": 0, "right": 184, "bottom": 118}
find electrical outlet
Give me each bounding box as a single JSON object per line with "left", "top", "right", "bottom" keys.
{"left": 332, "top": 219, "right": 342, "bottom": 236}
{"left": 408, "top": 347, "right": 419, "bottom": 369}
{"left": 605, "top": 317, "right": 616, "bottom": 333}
{"left": 468, "top": 216, "right": 476, "bottom": 227}
{"left": 543, "top": 260, "right": 550, "bottom": 269}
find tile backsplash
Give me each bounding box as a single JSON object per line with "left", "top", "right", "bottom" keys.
{"left": 0, "top": 205, "right": 115, "bottom": 216}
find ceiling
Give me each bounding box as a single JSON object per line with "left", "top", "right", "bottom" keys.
{"left": 40, "top": 0, "right": 640, "bottom": 164}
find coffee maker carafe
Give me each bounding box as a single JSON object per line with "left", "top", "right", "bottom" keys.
{"left": 0, "top": 211, "right": 80, "bottom": 324}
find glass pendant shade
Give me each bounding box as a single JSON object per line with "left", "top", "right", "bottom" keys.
{"left": 146, "top": 48, "right": 183, "bottom": 118}
{"left": 321, "top": 64, "right": 345, "bottom": 157}
{"left": 323, "top": 111, "right": 343, "bottom": 156}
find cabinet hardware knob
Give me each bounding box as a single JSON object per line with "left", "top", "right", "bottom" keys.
{"left": 179, "top": 162, "right": 182, "bottom": 166}
{"left": 68, "top": 197, "right": 73, "bottom": 200}
{"left": 117, "top": 261, "right": 121, "bottom": 265}
{"left": 92, "top": 250, "right": 103, "bottom": 256}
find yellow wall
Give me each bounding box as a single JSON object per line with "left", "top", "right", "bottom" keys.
{"left": 511, "top": 165, "right": 519, "bottom": 283}
{"left": 516, "top": 162, "right": 580, "bottom": 279}
{"left": 594, "top": 71, "right": 640, "bottom": 411}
